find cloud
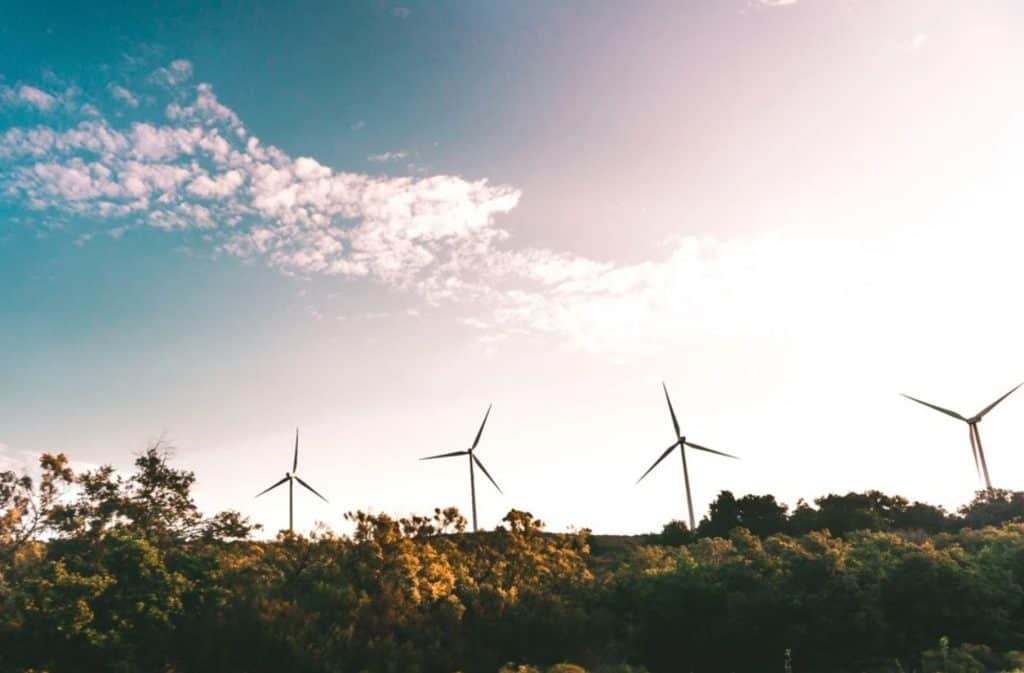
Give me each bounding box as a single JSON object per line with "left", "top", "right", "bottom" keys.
{"left": 150, "top": 59, "right": 194, "bottom": 87}
{"left": 1, "top": 63, "right": 521, "bottom": 295}
{"left": 904, "top": 33, "right": 928, "bottom": 51}
{"left": 166, "top": 83, "right": 244, "bottom": 133}
{"left": 187, "top": 169, "right": 244, "bottom": 198}
{"left": 753, "top": 0, "right": 797, "bottom": 6}
{"left": 1, "top": 85, "right": 60, "bottom": 111}
{"left": 109, "top": 85, "right": 139, "bottom": 107}
{"left": 390, "top": 6, "right": 411, "bottom": 19}
{"left": 19, "top": 86, "right": 59, "bottom": 110}
{"left": 368, "top": 151, "right": 408, "bottom": 163}
{"left": 13, "top": 58, "right": 1008, "bottom": 362}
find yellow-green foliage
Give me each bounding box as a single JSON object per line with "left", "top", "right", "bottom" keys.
{"left": 5, "top": 451, "right": 1024, "bottom": 673}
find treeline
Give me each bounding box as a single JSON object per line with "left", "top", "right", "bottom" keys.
{"left": 4, "top": 450, "right": 1024, "bottom": 673}
{"left": 654, "top": 488, "right": 1024, "bottom": 544}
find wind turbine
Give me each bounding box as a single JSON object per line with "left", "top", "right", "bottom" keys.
{"left": 420, "top": 404, "right": 502, "bottom": 532}
{"left": 255, "top": 428, "right": 328, "bottom": 532}
{"left": 637, "top": 383, "right": 739, "bottom": 530}
{"left": 902, "top": 382, "right": 1023, "bottom": 491}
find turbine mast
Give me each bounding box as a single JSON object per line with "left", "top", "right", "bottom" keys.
{"left": 679, "top": 439, "right": 695, "bottom": 530}
{"left": 289, "top": 477, "right": 294, "bottom": 532}
{"left": 469, "top": 452, "right": 478, "bottom": 533}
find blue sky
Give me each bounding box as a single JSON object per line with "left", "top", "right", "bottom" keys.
{"left": 4, "top": 1, "right": 1024, "bottom": 534}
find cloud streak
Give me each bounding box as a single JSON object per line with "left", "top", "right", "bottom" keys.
{"left": 7, "top": 58, "right": 1015, "bottom": 360}
{"left": 1, "top": 84, "right": 60, "bottom": 111}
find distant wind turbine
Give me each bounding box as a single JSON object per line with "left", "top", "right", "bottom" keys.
{"left": 637, "top": 383, "right": 739, "bottom": 530}
{"left": 255, "top": 428, "right": 328, "bottom": 532}
{"left": 902, "top": 382, "right": 1023, "bottom": 491}
{"left": 420, "top": 404, "right": 502, "bottom": 533}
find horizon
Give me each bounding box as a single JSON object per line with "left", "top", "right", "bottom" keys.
{"left": 5, "top": 0, "right": 1024, "bottom": 536}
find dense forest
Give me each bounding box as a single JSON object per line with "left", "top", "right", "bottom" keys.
{"left": 5, "top": 449, "right": 1024, "bottom": 673}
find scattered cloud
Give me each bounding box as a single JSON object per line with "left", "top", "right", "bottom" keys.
{"left": 109, "top": 84, "right": 139, "bottom": 108}
{"left": 150, "top": 59, "right": 194, "bottom": 87}
{"left": 752, "top": 0, "right": 797, "bottom": 6}
{"left": 1, "top": 62, "right": 521, "bottom": 297}
{"left": 367, "top": 151, "right": 408, "bottom": 163}
{"left": 390, "top": 6, "right": 411, "bottom": 19}
{"left": 8, "top": 58, "right": 1007, "bottom": 360}
{"left": 1, "top": 84, "right": 60, "bottom": 111}
{"left": 907, "top": 33, "right": 928, "bottom": 50}
{"left": 350, "top": 120, "right": 365, "bottom": 132}
{"left": 20, "top": 86, "right": 59, "bottom": 110}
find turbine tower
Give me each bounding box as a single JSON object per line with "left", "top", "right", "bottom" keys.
{"left": 637, "top": 383, "right": 739, "bottom": 530}
{"left": 420, "top": 404, "right": 503, "bottom": 532}
{"left": 255, "top": 428, "right": 328, "bottom": 532}
{"left": 902, "top": 382, "right": 1023, "bottom": 491}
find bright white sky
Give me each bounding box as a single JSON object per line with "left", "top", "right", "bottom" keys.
{"left": 2, "top": 1, "right": 1024, "bottom": 534}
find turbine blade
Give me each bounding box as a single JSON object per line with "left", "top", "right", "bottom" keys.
{"left": 684, "top": 440, "right": 739, "bottom": 460}
{"left": 969, "top": 425, "right": 981, "bottom": 479}
{"left": 293, "top": 428, "right": 299, "bottom": 472}
{"left": 637, "top": 440, "right": 681, "bottom": 484}
{"left": 663, "top": 382, "right": 681, "bottom": 437}
{"left": 901, "top": 394, "right": 967, "bottom": 421}
{"left": 975, "top": 382, "right": 1024, "bottom": 420}
{"left": 420, "top": 450, "right": 469, "bottom": 461}
{"left": 255, "top": 476, "right": 289, "bottom": 498}
{"left": 472, "top": 454, "right": 503, "bottom": 494}
{"left": 471, "top": 404, "right": 492, "bottom": 450}
{"left": 295, "top": 476, "right": 329, "bottom": 503}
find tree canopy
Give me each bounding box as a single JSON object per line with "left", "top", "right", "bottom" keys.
{"left": 3, "top": 448, "right": 1024, "bottom": 673}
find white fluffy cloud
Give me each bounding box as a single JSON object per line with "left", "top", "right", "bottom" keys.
{"left": 151, "top": 59, "right": 194, "bottom": 87}
{"left": 4, "top": 61, "right": 907, "bottom": 356}
{"left": 109, "top": 85, "right": 139, "bottom": 107}
{"left": 1, "top": 62, "right": 523, "bottom": 294}
{"left": 1, "top": 84, "right": 60, "bottom": 110}
{"left": 13, "top": 58, "right": 1004, "bottom": 361}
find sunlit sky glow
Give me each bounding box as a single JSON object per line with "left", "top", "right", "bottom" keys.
{"left": 3, "top": 0, "right": 1024, "bottom": 534}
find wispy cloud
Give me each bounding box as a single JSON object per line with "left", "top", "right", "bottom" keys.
{"left": 1, "top": 84, "right": 60, "bottom": 111}
{"left": 8, "top": 57, "right": 1011, "bottom": 360}
{"left": 150, "top": 59, "right": 194, "bottom": 87}
{"left": 367, "top": 151, "right": 408, "bottom": 163}
{"left": 0, "top": 59, "right": 879, "bottom": 357}
{"left": 109, "top": 84, "right": 139, "bottom": 108}
{"left": 907, "top": 33, "right": 928, "bottom": 50}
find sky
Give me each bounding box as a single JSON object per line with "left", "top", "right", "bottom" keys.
{"left": 3, "top": 0, "right": 1024, "bottom": 535}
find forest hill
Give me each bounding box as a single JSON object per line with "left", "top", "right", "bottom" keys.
{"left": 3, "top": 448, "right": 1024, "bottom": 673}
